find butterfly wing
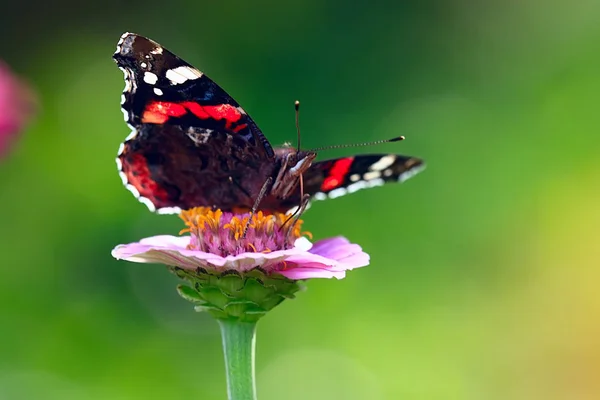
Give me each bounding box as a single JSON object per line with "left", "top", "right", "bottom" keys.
{"left": 276, "top": 154, "right": 425, "bottom": 211}
{"left": 114, "top": 33, "right": 275, "bottom": 213}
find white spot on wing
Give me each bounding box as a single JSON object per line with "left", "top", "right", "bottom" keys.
{"left": 398, "top": 163, "right": 426, "bottom": 182}
{"left": 157, "top": 206, "right": 182, "bottom": 215}
{"left": 165, "top": 66, "right": 203, "bottom": 84}
{"left": 140, "top": 62, "right": 147, "bottom": 69}
{"left": 118, "top": 67, "right": 133, "bottom": 91}
{"left": 367, "top": 178, "right": 385, "bottom": 187}
{"left": 349, "top": 174, "right": 360, "bottom": 182}
{"left": 347, "top": 180, "right": 369, "bottom": 193}
{"left": 309, "top": 162, "right": 423, "bottom": 205}
{"left": 328, "top": 187, "right": 348, "bottom": 199}
{"left": 150, "top": 47, "right": 163, "bottom": 55}
{"left": 117, "top": 32, "right": 130, "bottom": 44}
{"left": 345, "top": 178, "right": 385, "bottom": 195}
{"left": 143, "top": 71, "right": 158, "bottom": 85}
{"left": 115, "top": 33, "right": 128, "bottom": 54}
{"left": 118, "top": 171, "right": 128, "bottom": 185}
{"left": 362, "top": 171, "right": 382, "bottom": 180}
{"left": 199, "top": 132, "right": 211, "bottom": 143}
{"left": 125, "top": 130, "right": 137, "bottom": 141}
{"left": 139, "top": 197, "right": 157, "bottom": 212}
{"left": 369, "top": 155, "right": 396, "bottom": 171}
{"left": 153, "top": 88, "right": 163, "bottom": 96}
{"left": 313, "top": 192, "right": 327, "bottom": 201}
{"left": 117, "top": 142, "right": 125, "bottom": 156}
{"left": 125, "top": 184, "right": 141, "bottom": 198}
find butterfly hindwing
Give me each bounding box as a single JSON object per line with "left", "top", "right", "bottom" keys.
{"left": 305, "top": 154, "right": 425, "bottom": 201}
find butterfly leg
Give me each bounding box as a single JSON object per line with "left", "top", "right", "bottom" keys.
{"left": 270, "top": 153, "right": 291, "bottom": 195}
{"left": 241, "top": 176, "right": 273, "bottom": 239}
{"left": 283, "top": 193, "right": 311, "bottom": 243}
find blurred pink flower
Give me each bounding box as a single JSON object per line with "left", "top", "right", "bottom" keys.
{"left": 112, "top": 207, "right": 369, "bottom": 280}
{"left": 0, "top": 61, "right": 36, "bottom": 157}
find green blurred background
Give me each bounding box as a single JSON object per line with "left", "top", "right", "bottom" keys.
{"left": 2, "top": 1, "right": 599, "bottom": 399}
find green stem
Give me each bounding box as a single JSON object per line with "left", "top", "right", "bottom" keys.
{"left": 218, "top": 319, "right": 258, "bottom": 400}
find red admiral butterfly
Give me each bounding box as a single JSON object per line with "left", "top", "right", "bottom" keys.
{"left": 114, "top": 33, "right": 425, "bottom": 214}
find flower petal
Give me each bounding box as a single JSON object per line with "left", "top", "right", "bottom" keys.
{"left": 281, "top": 242, "right": 369, "bottom": 279}
{"left": 113, "top": 235, "right": 308, "bottom": 273}
{"left": 293, "top": 236, "right": 313, "bottom": 251}
{"left": 308, "top": 236, "right": 350, "bottom": 257}
{"left": 111, "top": 234, "right": 369, "bottom": 280}
{"left": 310, "top": 237, "right": 369, "bottom": 270}
{"left": 111, "top": 235, "right": 224, "bottom": 270}
{"left": 138, "top": 235, "right": 191, "bottom": 248}
{"left": 278, "top": 267, "right": 346, "bottom": 280}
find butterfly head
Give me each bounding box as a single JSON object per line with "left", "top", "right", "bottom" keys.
{"left": 275, "top": 148, "right": 317, "bottom": 171}
{"left": 269, "top": 148, "right": 317, "bottom": 199}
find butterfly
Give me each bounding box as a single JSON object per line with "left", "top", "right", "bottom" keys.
{"left": 113, "top": 33, "right": 425, "bottom": 214}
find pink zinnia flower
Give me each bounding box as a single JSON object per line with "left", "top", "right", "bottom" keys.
{"left": 112, "top": 208, "right": 369, "bottom": 320}
{"left": 113, "top": 208, "right": 368, "bottom": 279}
{"left": 0, "top": 61, "right": 36, "bottom": 157}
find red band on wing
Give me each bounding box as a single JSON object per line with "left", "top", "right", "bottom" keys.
{"left": 142, "top": 101, "right": 243, "bottom": 129}
{"left": 321, "top": 157, "right": 355, "bottom": 191}
{"left": 182, "top": 102, "right": 242, "bottom": 125}
{"left": 142, "top": 102, "right": 187, "bottom": 123}
{"left": 124, "top": 153, "right": 170, "bottom": 201}
{"left": 232, "top": 123, "right": 248, "bottom": 133}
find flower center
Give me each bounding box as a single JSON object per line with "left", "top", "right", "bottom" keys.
{"left": 179, "top": 207, "right": 311, "bottom": 256}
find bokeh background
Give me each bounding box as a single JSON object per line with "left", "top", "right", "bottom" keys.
{"left": 2, "top": 1, "right": 600, "bottom": 399}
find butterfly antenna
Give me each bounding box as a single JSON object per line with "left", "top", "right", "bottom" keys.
{"left": 294, "top": 100, "right": 306, "bottom": 215}
{"left": 308, "top": 135, "right": 405, "bottom": 152}
{"left": 278, "top": 100, "right": 308, "bottom": 234}
{"left": 295, "top": 100, "right": 301, "bottom": 153}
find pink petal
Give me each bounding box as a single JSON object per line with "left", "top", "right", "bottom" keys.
{"left": 138, "top": 235, "right": 191, "bottom": 248}
{"left": 279, "top": 267, "right": 346, "bottom": 280}
{"left": 311, "top": 237, "right": 370, "bottom": 270}
{"left": 308, "top": 236, "right": 350, "bottom": 257}
{"left": 112, "top": 234, "right": 369, "bottom": 280}
{"left": 112, "top": 235, "right": 309, "bottom": 272}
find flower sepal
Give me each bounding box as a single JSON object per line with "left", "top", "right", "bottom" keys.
{"left": 173, "top": 267, "right": 304, "bottom": 322}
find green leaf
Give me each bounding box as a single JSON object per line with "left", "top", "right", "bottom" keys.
{"left": 176, "top": 284, "right": 205, "bottom": 304}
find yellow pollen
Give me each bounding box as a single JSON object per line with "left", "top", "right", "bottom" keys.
{"left": 247, "top": 243, "right": 258, "bottom": 253}
{"left": 179, "top": 207, "right": 311, "bottom": 242}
